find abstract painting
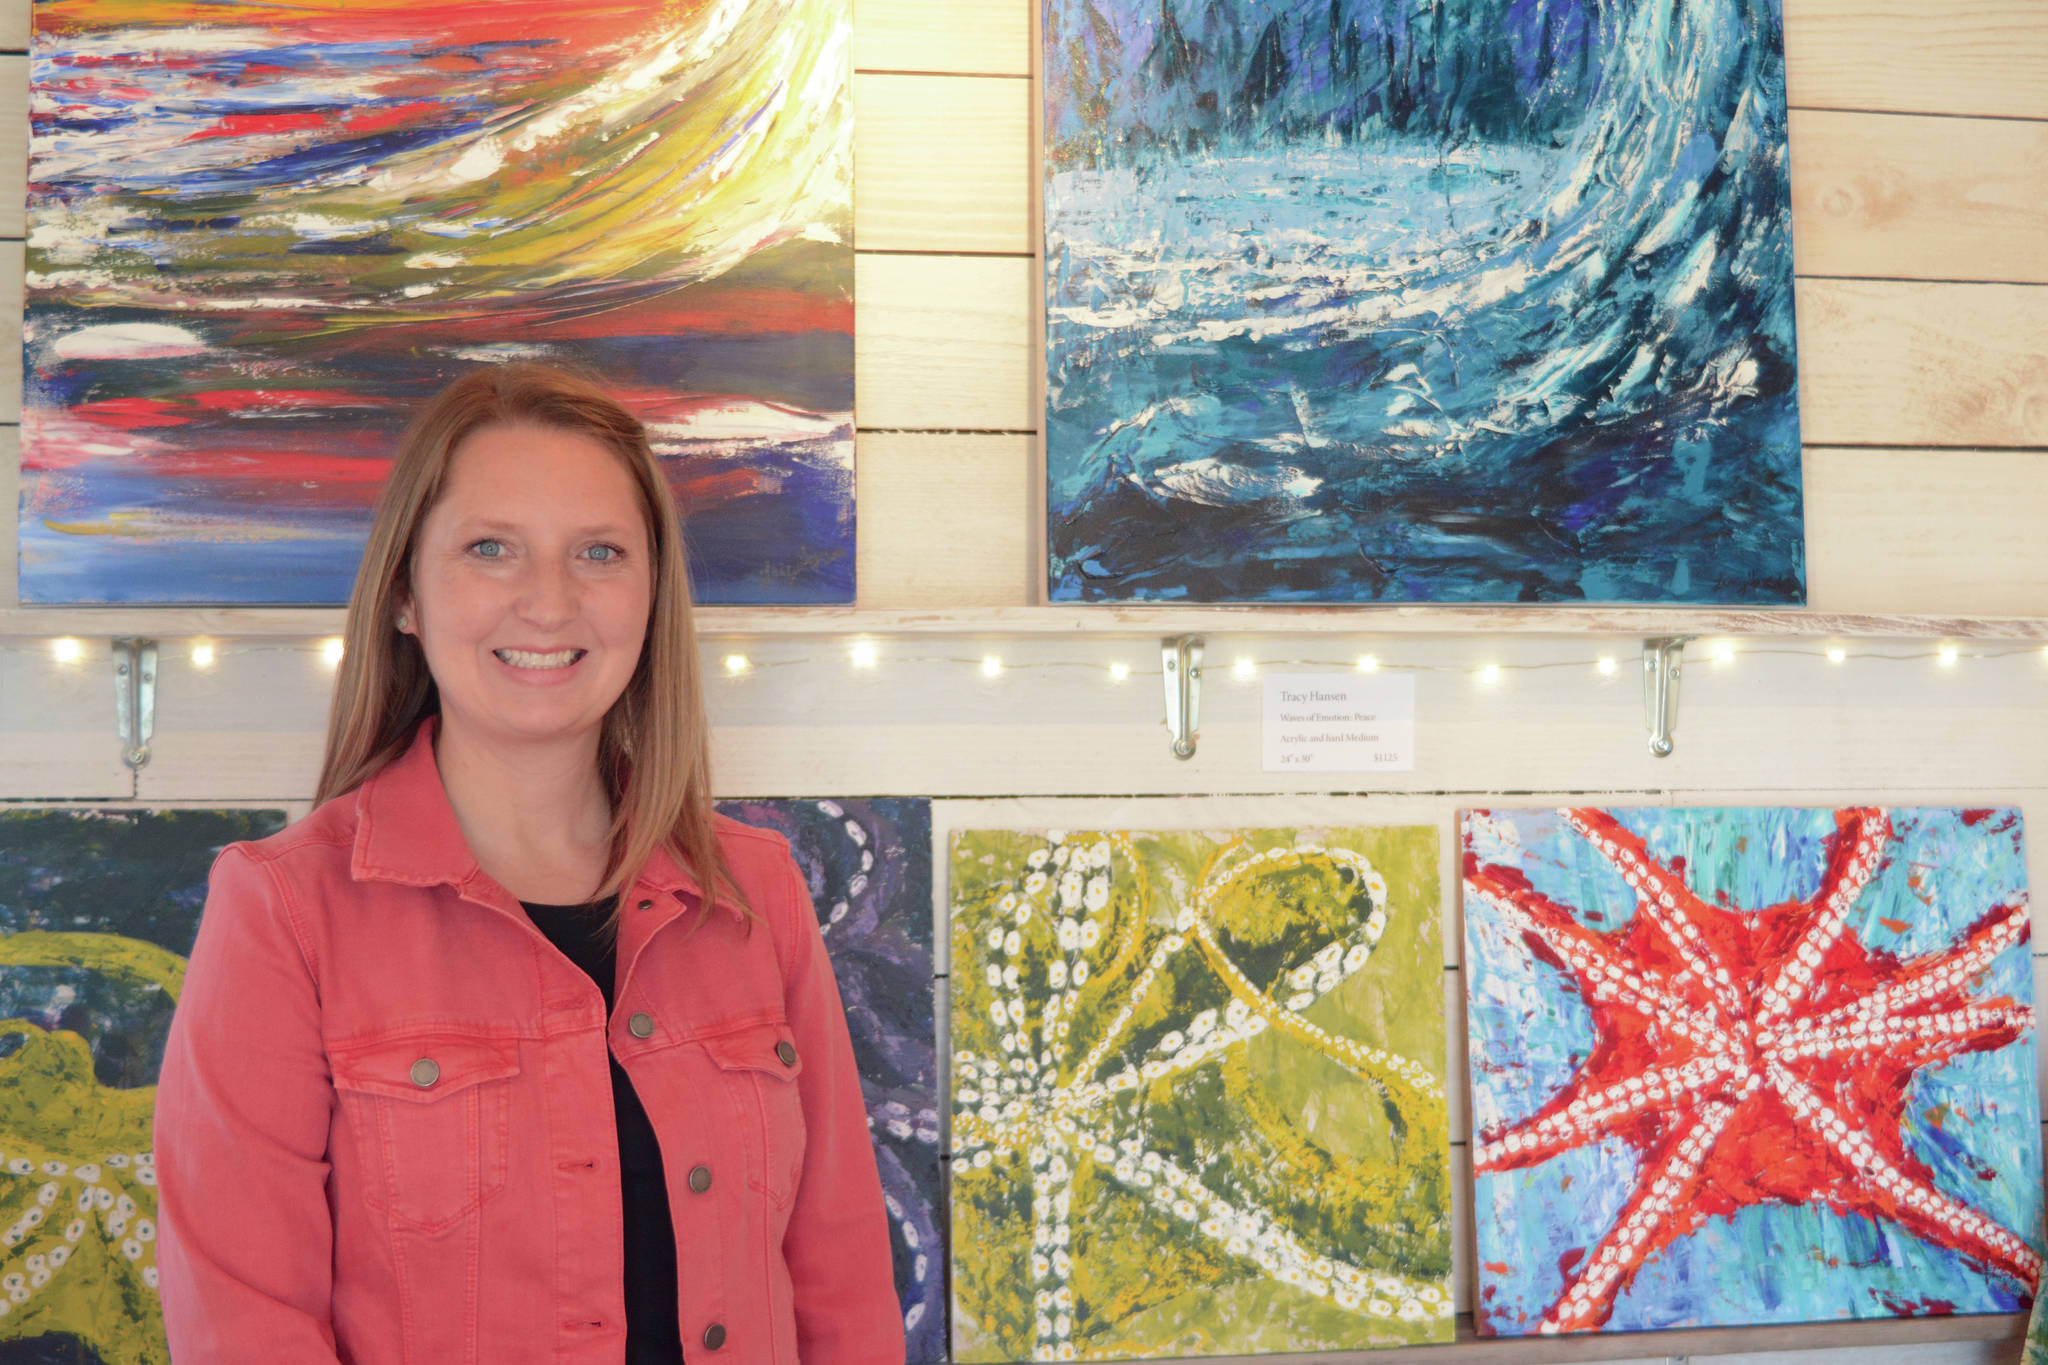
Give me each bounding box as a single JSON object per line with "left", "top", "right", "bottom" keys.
{"left": 1044, "top": 0, "right": 1804, "bottom": 603}
{"left": 22, "top": 0, "right": 853, "bottom": 605}
{"left": 949, "top": 827, "right": 1451, "bottom": 1360}
{"left": 1462, "top": 806, "right": 2043, "bottom": 1335}
{"left": 0, "top": 807, "right": 287, "bottom": 1365}
{"left": 716, "top": 799, "right": 942, "bottom": 1362}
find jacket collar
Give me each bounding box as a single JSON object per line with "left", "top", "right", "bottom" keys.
{"left": 350, "top": 714, "right": 700, "bottom": 898}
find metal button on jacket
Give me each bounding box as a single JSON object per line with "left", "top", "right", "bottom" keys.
{"left": 775, "top": 1039, "right": 797, "bottom": 1067}
{"left": 409, "top": 1058, "right": 440, "bottom": 1088}
{"left": 702, "top": 1324, "right": 727, "bottom": 1351}
{"left": 636, "top": 898, "right": 654, "bottom": 911}
{"left": 687, "top": 1165, "right": 712, "bottom": 1194}
{"left": 628, "top": 1012, "right": 654, "bottom": 1039}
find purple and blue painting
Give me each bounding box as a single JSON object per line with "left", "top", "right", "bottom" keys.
{"left": 1461, "top": 806, "right": 2042, "bottom": 1335}
{"left": 715, "top": 798, "right": 942, "bottom": 1361}
{"left": 21, "top": 0, "right": 853, "bottom": 605}
{"left": 1045, "top": 0, "right": 1805, "bottom": 603}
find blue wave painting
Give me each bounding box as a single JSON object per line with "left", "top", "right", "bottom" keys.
{"left": 715, "top": 798, "right": 942, "bottom": 1362}
{"left": 1046, "top": 0, "right": 1806, "bottom": 603}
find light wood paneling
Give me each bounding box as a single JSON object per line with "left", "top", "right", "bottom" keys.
{"left": 0, "top": 1, "right": 24, "bottom": 53}
{"left": 854, "top": 253, "right": 1034, "bottom": 430}
{"left": 1789, "top": 110, "right": 2048, "bottom": 284}
{"left": 1802, "top": 447, "right": 2048, "bottom": 615}
{"left": 853, "top": 0, "right": 1030, "bottom": 77}
{"left": 855, "top": 73, "right": 1032, "bottom": 256}
{"left": 1784, "top": 0, "right": 2048, "bottom": 120}
{"left": 856, "top": 433, "right": 1034, "bottom": 607}
{"left": 0, "top": 56, "right": 19, "bottom": 240}
{"left": 1798, "top": 280, "right": 2048, "bottom": 448}
{"left": 0, "top": 242, "right": 19, "bottom": 423}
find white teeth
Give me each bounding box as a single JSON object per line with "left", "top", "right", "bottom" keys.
{"left": 495, "top": 648, "right": 582, "bottom": 670}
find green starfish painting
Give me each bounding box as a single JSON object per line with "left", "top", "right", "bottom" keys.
{"left": 949, "top": 826, "right": 1452, "bottom": 1360}
{"left": 0, "top": 808, "right": 285, "bottom": 1365}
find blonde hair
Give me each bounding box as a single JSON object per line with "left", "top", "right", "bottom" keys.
{"left": 314, "top": 363, "right": 743, "bottom": 927}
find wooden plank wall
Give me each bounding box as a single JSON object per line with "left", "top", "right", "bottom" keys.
{"left": 2, "top": 1, "right": 2046, "bottom": 1362}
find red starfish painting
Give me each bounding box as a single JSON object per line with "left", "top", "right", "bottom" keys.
{"left": 1464, "top": 806, "right": 2040, "bottom": 1335}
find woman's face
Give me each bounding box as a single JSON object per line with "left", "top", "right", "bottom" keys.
{"left": 396, "top": 421, "right": 654, "bottom": 755}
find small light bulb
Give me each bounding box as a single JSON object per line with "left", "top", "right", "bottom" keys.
{"left": 190, "top": 642, "right": 217, "bottom": 669}
{"left": 1825, "top": 646, "right": 1846, "bottom": 664}
{"left": 850, "top": 639, "right": 878, "bottom": 669}
{"left": 51, "top": 637, "right": 84, "bottom": 664}
{"left": 1595, "top": 656, "right": 1616, "bottom": 676}
{"left": 320, "top": 637, "right": 346, "bottom": 668}
{"left": 1108, "top": 662, "right": 1130, "bottom": 682}
{"left": 981, "top": 654, "right": 1003, "bottom": 678}
{"left": 1356, "top": 654, "right": 1378, "bottom": 673}
{"left": 1938, "top": 644, "right": 1959, "bottom": 667}
{"left": 1479, "top": 663, "right": 1501, "bottom": 685}
{"left": 722, "top": 654, "right": 751, "bottom": 676}
{"left": 1712, "top": 640, "right": 1736, "bottom": 665}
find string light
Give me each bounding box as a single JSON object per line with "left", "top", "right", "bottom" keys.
{"left": 722, "top": 653, "right": 751, "bottom": 676}
{"left": 1595, "top": 656, "right": 1616, "bottom": 676}
{"left": 1356, "top": 654, "right": 1379, "bottom": 673}
{"left": 981, "top": 654, "right": 1003, "bottom": 678}
{"left": 1478, "top": 663, "right": 1501, "bottom": 685}
{"left": 1938, "top": 644, "right": 1959, "bottom": 667}
{"left": 50, "top": 637, "right": 83, "bottom": 664}
{"left": 1233, "top": 657, "right": 1256, "bottom": 680}
{"left": 190, "top": 641, "right": 217, "bottom": 669}
{"left": 849, "top": 638, "right": 879, "bottom": 669}
{"left": 1108, "top": 662, "right": 1130, "bottom": 682}
{"left": 1711, "top": 640, "right": 1736, "bottom": 666}
{"left": 1826, "top": 646, "right": 1846, "bottom": 664}
{"left": 320, "top": 637, "right": 345, "bottom": 668}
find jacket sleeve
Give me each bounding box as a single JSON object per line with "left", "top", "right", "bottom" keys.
{"left": 154, "top": 844, "right": 345, "bottom": 1363}
{"left": 772, "top": 853, "right": 907, "bottom": 1365}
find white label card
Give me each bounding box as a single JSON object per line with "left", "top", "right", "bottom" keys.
{"left": 1261, "top": 673, "right": 1416, "bottom": 773}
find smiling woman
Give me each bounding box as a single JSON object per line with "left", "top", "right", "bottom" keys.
{"left": 150, "top": 364, "right": 903, "bottom": 1365}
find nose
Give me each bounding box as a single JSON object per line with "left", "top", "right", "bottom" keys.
{"left": 515, "top": 555, "right": 577, "bottom": 628}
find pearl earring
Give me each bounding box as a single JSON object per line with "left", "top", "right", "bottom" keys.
{"left": 396, "top": 614, "right": 411, "bottom": 631}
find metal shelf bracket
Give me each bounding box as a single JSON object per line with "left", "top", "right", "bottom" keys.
{"left": 113, "top": 637, "right": 158, "bottom": 772}
{"left": 1642, "top": 636, "right": 1689, "bottom": 758}
{"left": 1161, "top": 635, "right": 1205, "bottom": 760}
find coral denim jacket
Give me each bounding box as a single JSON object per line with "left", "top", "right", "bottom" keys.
{"left": 154, "top": 718, "right": 904, "bottom": 1365}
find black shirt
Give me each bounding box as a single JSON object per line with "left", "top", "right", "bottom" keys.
{"left": 520, "top": 895, "right": 684, "bottom": 1365}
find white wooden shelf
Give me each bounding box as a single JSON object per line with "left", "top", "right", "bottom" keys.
{"left": 1, "top": 605, "right": 2046, "bottom": 642}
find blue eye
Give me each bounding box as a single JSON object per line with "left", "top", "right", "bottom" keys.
{"left": 470, "top": 539, "right": 504, "bottom": 559}
{"left": 586, "top": 544, "right": 624, "bottom": 563}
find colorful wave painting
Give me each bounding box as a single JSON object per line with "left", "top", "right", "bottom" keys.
{"left": 1461, "top": 807, "right": 2043, "bottom": 1335}
{"left": 0, "top": 807, "right": 288, "bottom": 1365}
{"left": 715, "top": 798, "right": 943, "bottom": 1362}
{"left": 1045, "top": 0, "right": 1805, "bottom": 603}
{"left": 21, "top": 0, "right": 853, "bottom": 605}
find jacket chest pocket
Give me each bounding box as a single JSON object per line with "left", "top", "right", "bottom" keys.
{"left": 703, "top": 1022, "right": 807, "bottom": 1210}
{"left": 330, "top": 1033, "right": 521, "bottom": 1234}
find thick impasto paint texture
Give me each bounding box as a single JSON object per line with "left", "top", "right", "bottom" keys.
{"left": 0, "top": 808, "right": 287, "bottom": 1365}
{"left": 949, "top": 828, "right": 1452, "bottom": 1360}
{"left": 1461, "top": 806, "right": 2044, "bottom": 1335}
{"left": 716, "top": 799, "right": 942, "bottom": 1362}
{"left": 22, "top": 0, "right": 853, "bottom": 605}
{"left": 1044, "top": 0, "right": 1804, "bottom": 603}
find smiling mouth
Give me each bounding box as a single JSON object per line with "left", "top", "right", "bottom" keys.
{"left": 494, "top": 648, "right": 587, "bottom": 670}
